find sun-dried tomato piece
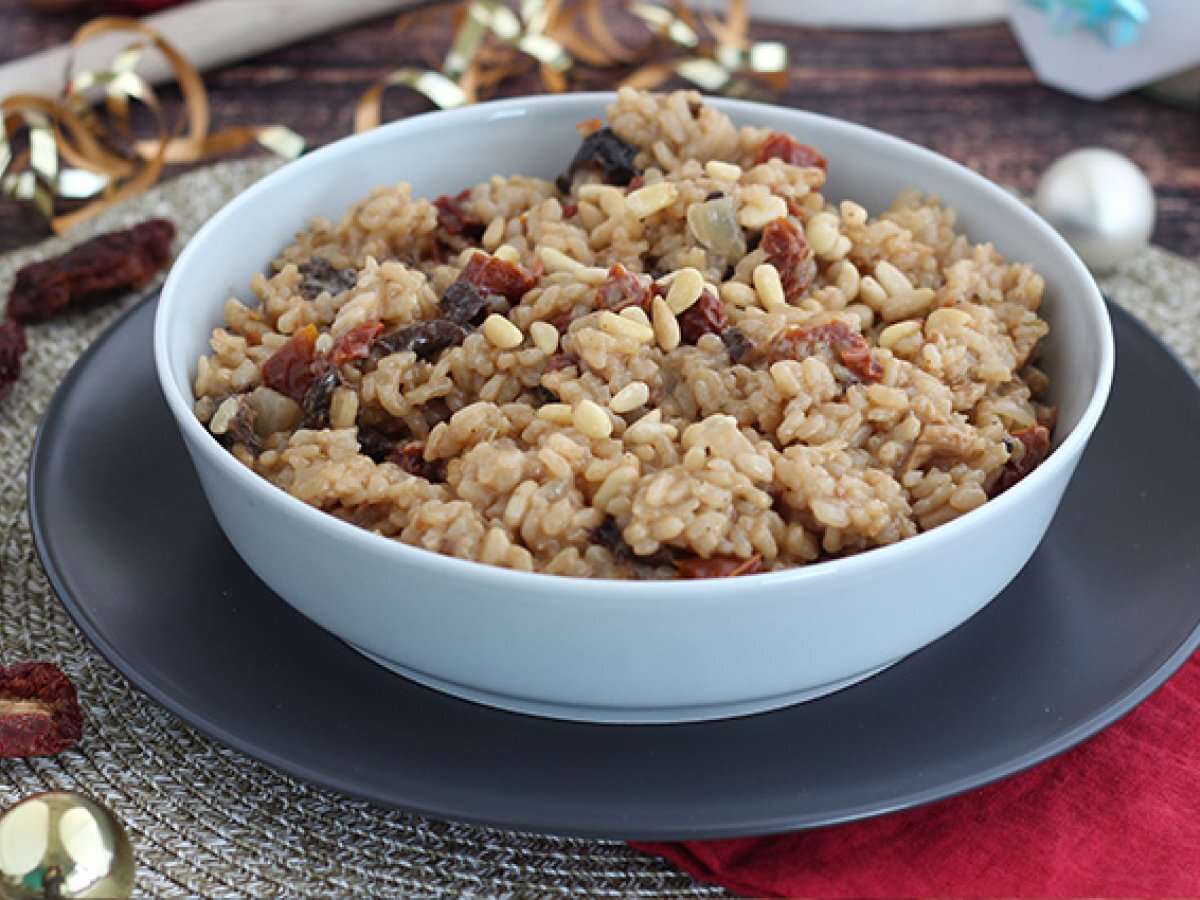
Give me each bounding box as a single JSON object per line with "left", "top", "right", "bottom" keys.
{"left": 754, "top": 133, "right": 827, "bottom": 170}
{"left": 590, "top": 517, "right": 675, "bottom": 569}
{"left": 532, "top": 385, "right": 559, "bottom": 404}
{"left": 546, "top": 311, "right": 574, "bottom": 335}
{"left": 262, "top": 323, "right": 319, "bottom": 403}
{"left": 389, "top": 441, "right": 447, "bottom": 482}
{"left": 0, "top": 319, "right": 28, "bottom": 402}
{"left": 373, "top": 320, "right": 468, "bottom": 362}
{"left": 589, "top": 516, "right": 629, "bottom": 557}
{"left": 8, "top": 218, "right": 174, "bottom": 324}
{"left": 720, "top": 326, "right": 753, "bottom": 363}
{"left": 678, "top": 289, "right": 728, "bottom": 344}
{"left": 560, "top": 127, "right": 640, "bottom": 189}
{"left": 434, "top": 189, "right": 487, "bottom": 242}
{"left": 328, "top": 321, "right": 384, "bottom": 368}
{"left": 296, "top": 258, "right": 357, "bottom": 300}
{"left": 544, "top": 351, "right": 578, "bottom": 372}
{"left": 769, "top": 321, "right": 883, "bottom": 383}
{"left": 575, "top": 117, "right": 604, "bottom": 138}
{"left": 761, "top": 218, "right": 815, "bottom": 302}
{"left": 0, "top": 662, "right": 83, "bottom": 759}
{"left": 215, "top": 395, "right": 262, "bottom": 455}
{"left": 300, "top": 368, "right": 341, "bottom": 430}
{"left": 357, "top": 428, "right": 399, "bottom": 464}
{"left": 595, "top": 263, "right": 648, "bottom": 311}
{"left": 992, "top": 424, "right": 1052, "bottom": 496}
{"left": 440, "top": 281, "right": 499, "bottom": 327}
{"left": 676, "top": 554, "right": 763, "bottom": 578}
{"left": 561, "top": 202, "right": 579, "bottom": 218}
{"left": 458, "top": 252, "right": 539, "bottom": 303}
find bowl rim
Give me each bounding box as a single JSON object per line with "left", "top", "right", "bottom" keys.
{"left": 154, "top": 91, "right": 1115, "bottom": 596}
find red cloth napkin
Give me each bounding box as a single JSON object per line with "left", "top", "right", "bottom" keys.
{"left": 631, "top": 650, "right": 1200, "bottom": 899}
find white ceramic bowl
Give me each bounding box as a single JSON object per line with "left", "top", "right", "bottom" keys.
{"left": 155, "top": 93, "right": 1113, "bottom": 723}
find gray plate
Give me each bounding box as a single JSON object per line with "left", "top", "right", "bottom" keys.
{"left": 28, "top": 293, "right": 1200, "bottom": 840}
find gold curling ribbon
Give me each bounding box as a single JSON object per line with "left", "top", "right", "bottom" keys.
{"left": 355, "top": 0, "right": 788, "bottom": 130}
{"left": 622, "top": 0, "right": 788, "bottom": 95}
{"left": 0, "top": 17, "right": 304, "bottom": 235}
{"left": 357, "top": 0, "right": 575, "bottom": 125}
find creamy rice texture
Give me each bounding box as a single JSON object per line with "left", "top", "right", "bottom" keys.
{"left": 192, "top": 89, "right": 1055, "bottom": 579}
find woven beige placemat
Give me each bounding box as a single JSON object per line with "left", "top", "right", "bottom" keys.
{"left": 1, "top": 159, "right": 1197, "bottom": 899}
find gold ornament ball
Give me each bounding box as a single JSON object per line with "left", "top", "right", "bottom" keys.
{"left": 0, "top": 792, "right": 134, "bottom": 900}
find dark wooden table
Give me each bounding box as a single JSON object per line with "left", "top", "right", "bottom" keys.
{"left": 2, "top": 0, "right": 1198, "bottom": 258}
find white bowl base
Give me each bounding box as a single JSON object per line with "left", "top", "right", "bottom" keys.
{"left": 351, "top": 645, "right": 900, "bottom": 724}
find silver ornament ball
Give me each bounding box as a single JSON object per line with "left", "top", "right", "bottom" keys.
{"left": 1034, "top": 148, "right": 1155, "bottom": 273}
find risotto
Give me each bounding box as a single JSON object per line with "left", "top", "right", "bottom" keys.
{"left": 192, "top": 89, "right": 1055, "bottom": 579}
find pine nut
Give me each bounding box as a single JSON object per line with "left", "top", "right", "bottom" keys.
{"left": 769, "top": 360, "right": 804, "bottom": 396}
{"left": 651, "top": 296, "right": 681, "bottom": 351}
{"left": 609, "top": 381, "right": 650, "bottom": 414}
{"left": 866, "top": 383, "right": 909, "bottom": 409}
{"left": 753, "top": 263, "right": 787, "bottom": 310}
{"left": 494, "top": 244, "right": 521, "bottom": 264}
{"left": 578, "top": 184, "right": 615, "bottom": 201}
{"left": 835, "top": 260, "right": 861, "bottom": 300}
{"left": 482, "top": 527, "right": 510, "bottom": 565}
{"left": 805, "top": 212, "right": 840, "bottom": 256}
{"left": 539, "top": 246, "right": 584, "bottom": 272}
{"left": 537, "top": 403, "right": 575, "bottom": 425}
{"left": 825, "top": 235, "right": 852, "bottom": 261}
{"left": 626, "top": 181, "right": 678, "bottom": 219}
{"left": 483, "top": 313, "right": 524, "bottom": 349}
{"left": 598, "top": 310, "right": 655, "bottom": 343}
{"left": 503, "top": 480, "right": 537, "bottom": 527}
{"left": 482, "top": 217, "right": 505, "bottom": 250}
{"left": 573, "top": 399, "right": 613, "bottom": 439}
{"left": 845, "top": 302, "right": 875, "bottom": 330}
{"left": 721, "top": 281, "right": 759, "bottom": 308}
{"left": 594, "top": 467, "right": 639, "bottom": 513}
{"left": 882, "top": 287, "right": 937, "bottom": 323}
{"left": 925, "top": 307, "right": 973, "bottom": 335}
{"left": 310, "top": 330, "right": 333, "bottom": 355}
{"left": 874, "top": 260, "right": 914, "bottom": 297}
{"left": 879, "top": 320, "right": 922, "bottom": 350}
{"left": 665, "top": 267, "right": 705, "bottom": 314}
{"left": 738, "top": 195, "right": 789, "bottom": 229}
{"left": 705, "top": 160, "right": 743, "bottom": 181}
{"left": 330, "top": 388, "right": 358, "bottom": 429}
{"left": 625, "top": 409, "right": 677, "bottom": 444}
{"left": 860, "top": 275, "right": 887, "bottom": 309}
{"left": 839, "top": 200, "right": 868, "bottom": 227}
{"left": 530, "top": 321, "right": 560, "bottom": 355}
{"left": 619, "top": 305, "right": 651, "bottom": 327}
{"left": 598, "top": 190, "right": 626, "bottom": 218}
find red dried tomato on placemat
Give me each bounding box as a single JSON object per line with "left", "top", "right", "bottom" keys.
{"left": 0, "top": 319, "right": 27, "bottom": 402}
{"left": 7, "top": 219, "right": 175, "bottom": 325}
{"left": 1, "top": 218, "right": 175, "bottom": 404}
{"left": 0, "top": 662, "right": 83, "bottom": 759}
